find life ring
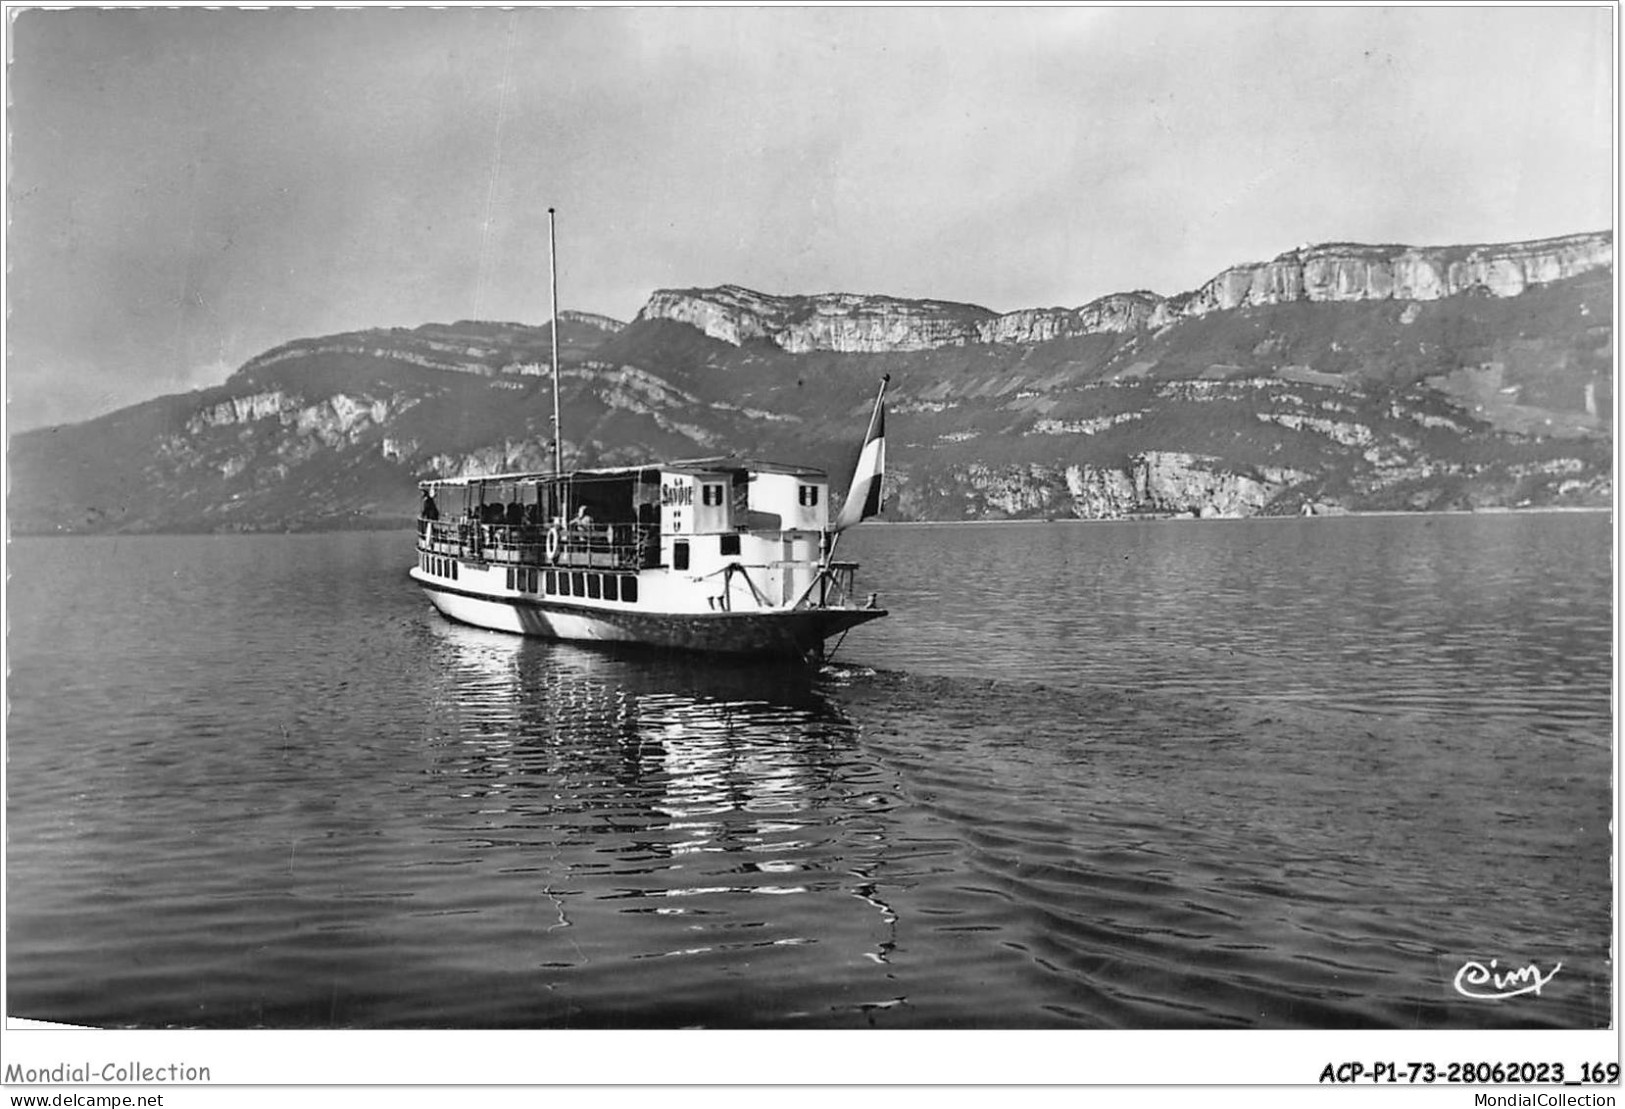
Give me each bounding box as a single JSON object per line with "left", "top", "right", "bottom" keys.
{"left": 545, "top": 526, "right": 562, "bottom": 563}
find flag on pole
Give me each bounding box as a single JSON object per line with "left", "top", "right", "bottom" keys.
{"left": 835, "top": 376, "right": 888, "bottom": 531}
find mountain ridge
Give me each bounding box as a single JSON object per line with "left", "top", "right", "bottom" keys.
{"left": 637, "top": 230, "right": 1612, "bottom": 353}
{"left": 9, "top": 229, "right": 1612, "bottom": 535}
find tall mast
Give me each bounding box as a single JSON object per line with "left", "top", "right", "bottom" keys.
{"left": 548, "top": 207, "right": 563, "bottom": 478}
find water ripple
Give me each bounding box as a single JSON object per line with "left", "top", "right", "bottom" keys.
{"left": 6, "top": 517, "right": 1611, "bottom": 1028}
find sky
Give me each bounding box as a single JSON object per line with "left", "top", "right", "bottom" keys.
{"left": 4, "top": 4, "right": 1614, "bottom": 431}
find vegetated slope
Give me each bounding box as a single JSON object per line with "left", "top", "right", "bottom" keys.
{"left": 600, "top": 268, "right": 1611, "bottom": 519}
{"left": 9, "top": 250, "right": 1610, "bottom": 535}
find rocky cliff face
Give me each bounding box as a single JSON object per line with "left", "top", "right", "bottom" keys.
{"left": 640, "top": 232, "right": 1612, "bottom": 353}
{"left": 185, "top": 389, "right": 411, "bottom": 441}
{"left": 981, "top": 292, "right": 1164, "bottom": 344}
{"left": 638, "top": 286, "right": 1168, "bottom": 350}
{"left": 893, "top": 452, "right": 1305, "bottom": 520}
{"left": 1166, "top": 231, "right": 1614, "bottom": 320}
{"left": 638, "top": 285, "right": 998, "bottom": 352}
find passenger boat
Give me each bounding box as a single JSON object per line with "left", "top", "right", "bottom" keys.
{"left": 409, "top": 211, "right": 888, "bottom": 659}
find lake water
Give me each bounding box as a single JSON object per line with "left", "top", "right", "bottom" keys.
{"left": 6, "top": 512, "right": 1612, "bottom": 1029}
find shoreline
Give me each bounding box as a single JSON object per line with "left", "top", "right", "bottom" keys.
{"left": 864, "top": 505, "right": 1614, "bottom": 527}
{"left": 10, "top": 503, "right": 1612, "bottom": 539}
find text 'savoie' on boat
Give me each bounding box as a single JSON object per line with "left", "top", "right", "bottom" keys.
{"left": 409, "top": 209, "right": 889, "bottom": 659}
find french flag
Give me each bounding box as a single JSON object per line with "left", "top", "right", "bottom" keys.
{"left": 835, "top": 375, "right": 888, "bottom": 531}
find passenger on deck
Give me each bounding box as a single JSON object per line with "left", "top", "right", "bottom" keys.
{"left": 420, "top": 492, "right": 439, "bottom": 521}
{"left": 505, "top": 502, "right": 525, "bottom": 526}
{"left": 571, "top": 505, "right": 595, "bottom": 533}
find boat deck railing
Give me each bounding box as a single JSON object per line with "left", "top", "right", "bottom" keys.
{"left": 418, "top": 518, "right": 660, "bottom": 570}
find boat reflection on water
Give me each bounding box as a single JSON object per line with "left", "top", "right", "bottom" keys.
{"left": 421, "top": 616, "right": 854, "bottom": 772}
{"left": 404, "top": 621, "right": 903, "bottom": 1026}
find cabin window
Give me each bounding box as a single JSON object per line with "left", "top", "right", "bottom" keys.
{"left": 720, "top": 534, "right": 740, "bottom": 557}
{"left": 603, "top": 575, "right": 619, "bottom": 602}
{"left": 702, "top": 483, "right": 724, "bottom": 507}
{"left": 545, "top": 570, "right": 556, "bottom": 595}
{"left": 621, "top": 575, "right": 639, "bottom": 604}
{"left": 571, "top": 571, "right": 586, "bottom": 596}
{"left": 673, "top": 540, "right": 690, "bottom": 571}
{"left": 586, "top": 574, "right": 602, "bottom": 600}
{"left": 506, "top": 568, "right": 515, "bottom": 590}
{"left": 799, "top": 485, "right": 819, "bottom": 506}
{"left": 559, "top": 572, "right": 571, "bottom": 597}
{"left": 528, "top": 569, "right": 539, "bottom": 593}
{"left": 451, "top": 561, "right": 458, "bottom": 581}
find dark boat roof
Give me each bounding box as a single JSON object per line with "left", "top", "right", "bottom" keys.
{"left": 420, "top": 457, "right": 827, "bottom": 489}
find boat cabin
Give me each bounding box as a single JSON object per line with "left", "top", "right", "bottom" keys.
{"left": 416, "top": 458, "right": 842, "bottom": 611}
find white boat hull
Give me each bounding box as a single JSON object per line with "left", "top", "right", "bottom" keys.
{"left": 412, "top": 570, "right": 884, "bottom": 657}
